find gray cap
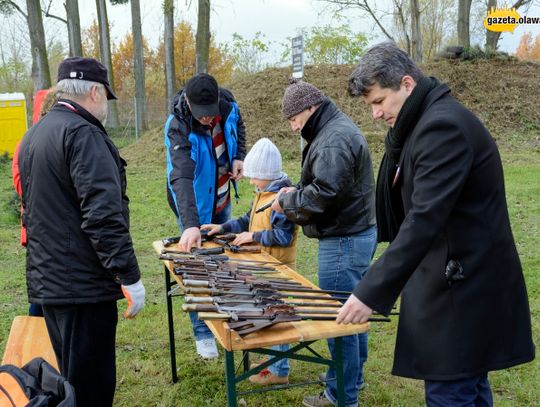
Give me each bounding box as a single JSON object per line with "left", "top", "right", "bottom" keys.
{"left": 282, "top": 78, "right": 325, "bottom": 118}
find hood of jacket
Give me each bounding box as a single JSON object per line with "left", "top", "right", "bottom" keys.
{"left": 264, "top": 173, "right": 292, "bottom": 193}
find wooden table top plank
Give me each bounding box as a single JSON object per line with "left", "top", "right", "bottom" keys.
{"left": 154, "top": 240, "right": 369, "bottom": 351}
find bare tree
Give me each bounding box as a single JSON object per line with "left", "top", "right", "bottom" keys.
{"left": 65, "top": 0, "right": 83, "bottom": 56}
{"left": 485, "top": 0, "right": 533, "bottom": 52}
{"left": 457, "top": 0, "right": 472, "bottom": 48}
{"left": 43, "top": 0, "right": 82, "bottom": 57}
{"left": 164, "top": 0, "right": 176, "bottom": 104}
{"left": 316, "top": 0, "right": 423, "bottom": 61}
{"left": 26, "top": 0, "right": 51, "bottom": 89}
{"left": 409, "top": 0, "right": 422, "bottom": 62}
{"left": 421, "top": 0, "right": 454, "bottom": 59}
{"left": 111, "top": 0, "right": 146, "bottom": 131}
{"left": 130, "top": 0, "right": 146, "bottom": 131}
{"left": 0, "top": 0, "right": 51, "bottom": 90}
{"left": 95, "top": 0, "right": 119, "bottom": 127}
{"left": 392, "top": 0, "right": 410, "bottom": 54}
{"left": 315, "top": 0, "right": 396, "bottom": 42}
{"left": 196, "top": 0, "right": 210, "bottom": 73}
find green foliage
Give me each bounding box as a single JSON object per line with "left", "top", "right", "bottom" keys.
{"left": 281, "top": 24, "right": 368, "bottom": 66}
{"left": 303, "top": 24, "right": 368, "bottom": 65}
{"left": 0, "top": 59, "right": 31, "bottom": 93}
{"left": 226, "top": 32, "right": 271, "bottom": 73}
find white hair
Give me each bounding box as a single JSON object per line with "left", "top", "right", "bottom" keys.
{"left": 56, "top": 79, "right": 105, "bottom": 99}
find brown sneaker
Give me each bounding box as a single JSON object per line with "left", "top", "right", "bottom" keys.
{"left": 302, "top": 392, "right": 334, "bottom": 407}
{"left": 248, "top": 368, "right": 289, "bottom": 385}
{"left": 249, "top": 359, "right": 267, "bottom": 370}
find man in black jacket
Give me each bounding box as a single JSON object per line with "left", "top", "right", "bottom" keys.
{"left": 18, "top": 57, "right": 145, "bottom": 407}
{"left": 338, "top": 42, "right": 535, "bottom": 406}
{"left": 272, "top": 79, "right": 377, "bottom": 407}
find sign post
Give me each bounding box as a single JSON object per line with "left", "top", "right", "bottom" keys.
{"left": 292, "top": 36, "right": 304, "bottom": 79}
{"left": 291, "top": 36, "right": 305, "bottom": 152}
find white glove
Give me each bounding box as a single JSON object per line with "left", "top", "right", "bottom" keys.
{"left": 121, "top": 280, "right": 145, "bottom": 318}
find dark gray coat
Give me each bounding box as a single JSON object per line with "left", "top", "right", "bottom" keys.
{"left": 279, "top": 99, "right": 376, "bottom": 238}
{"left": 354, "top": 84, "right": 535, "bottom": 380}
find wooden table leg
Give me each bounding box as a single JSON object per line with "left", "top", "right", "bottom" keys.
{"left": 225, "top": 350, "right": 238, "bottom": 407}
{"left": 165, "top": 265, "right": 178, "bottom": 383}
{"left": 335, "top": 336, "right": 345, "bottom": 407}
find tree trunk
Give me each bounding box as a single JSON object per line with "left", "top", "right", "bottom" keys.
{"left": 131, "top": 0, "right": 146, "bottom": 132}
{"left": 164, "top": 0, "right": 176, "bottom": 107}
{"left": 409, "top": 0, "right": 422, "bottom": 63}
{"left": 26, "top": 0, "right": 51, "bottom": 90}
{"left": 457, "top": 0, "right": 472, "bottom": 48}
{"left": 485, "top": 0, "right": 499, "bottom": 52}
{"left": 195, "top": 0, "right": 210, "bottom": 74}
{"left": 95, "top": 0, "right": 119, "bottom": 128}
{"left": 65, "top": 0, "right": 83, "bottom": 56}
{"left": 393, "top": 0, "right": 411, "bottom": 56}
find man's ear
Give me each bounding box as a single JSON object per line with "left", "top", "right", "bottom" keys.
{"left": 401, "top": 75, "right": 417, "bottom": 94}
{"left": 89, "top": 85, "right": 100, "bottom": 102}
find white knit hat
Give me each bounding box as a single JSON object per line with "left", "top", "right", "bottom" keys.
{"left": 243, "top": 138, "right": 282, "bottom": 180}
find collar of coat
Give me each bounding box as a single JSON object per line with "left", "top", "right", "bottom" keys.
{"left": 300, "top": 98, "right": 338, "bottom": 143}
{"left": 55, "top": 98, "right": 107, "bottom": 133}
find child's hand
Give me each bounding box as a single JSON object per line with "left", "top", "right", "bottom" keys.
{"left": 200, "top": 224, "right": 224, "bottom": 236}
{"left": 232, "top": 232, "right": 254, "bottom": 245}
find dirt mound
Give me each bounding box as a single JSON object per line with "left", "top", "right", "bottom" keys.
{"left": 121, "top": 125, "right": 165, "bottom": 167}
{"left": 124, "top": 59, "right": 539, "bottom": 163}
{"left": 228, "top": 59, "right": 539, "bottom": 154}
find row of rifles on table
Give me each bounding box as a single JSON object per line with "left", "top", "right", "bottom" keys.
{"left": 159, "top": 233, "right": 394, "bottom": 336}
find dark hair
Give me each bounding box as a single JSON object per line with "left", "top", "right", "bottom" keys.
{"left": 349, "top": 42, "right": 424, "bottom": 96}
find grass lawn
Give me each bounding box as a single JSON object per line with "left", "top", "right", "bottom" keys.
{"left": 0, "top": 133, "right": 538, "bottom": 406}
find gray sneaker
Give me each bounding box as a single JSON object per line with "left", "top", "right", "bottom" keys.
{"left": 303, "top": 392, "right": 334, "bottom": 407}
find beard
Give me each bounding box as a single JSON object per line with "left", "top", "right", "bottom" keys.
{"left": 97, "top": 102, "right": 109, "bottom": 125}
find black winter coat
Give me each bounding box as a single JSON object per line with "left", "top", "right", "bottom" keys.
{"left": 353, "top": 84, "right": 535, "bottom": 380}
{"left": 18, "top": 100, "right": 141, "bottom": 304}
{"left": 279, "top": 99, "right": 376, "bottom": 238}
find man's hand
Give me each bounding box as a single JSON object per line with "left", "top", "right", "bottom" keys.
{"left": 200, "top": 224, "right": 224, "bottom": 236}
{"left": 336, "top": 294, "right": 373, "bottom": 324}
{"left": 121, "top": 280, "right": 145, "bottom": 319}
{"left": 271, "top": 187, "right": 297, "bottom": 213}
{"left": 232, "top": 232, "right": 254, "bottom": 246}
{"left": 178, "top": 227, "right": 201, "bottom": 252}
{"left": 230, "top": 160, "right": 244, "bottom": 181}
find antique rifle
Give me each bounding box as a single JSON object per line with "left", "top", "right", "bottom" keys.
{"left": 196, "top": 305, "right": 390, "bottom": 336}
{"left": 184, "top": 295, "right": 342, "bottom": 308}
{"left": 184, "top": 287, "right": 349, "bottom": 301}
{"left": 182, "top": 278, "right": 351, "bottom": 296}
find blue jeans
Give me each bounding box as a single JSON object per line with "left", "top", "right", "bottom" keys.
{"left": 318, "top": 226, "right": 377, "bottom": 407}
{"left": 29, "top": 303, "right": 43, "bottom": 317}
{"left": 268, "top": 344, "right": 290, "bottom": 377}
{"left": 180, "top": 203, "right": 232, "bottom": 341}
{"left": 425, "top": 373, "right": 493, "bottom": 407}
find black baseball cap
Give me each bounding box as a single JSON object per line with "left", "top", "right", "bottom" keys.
{"left": 57, "top": 57, "right": 117, "bottom": 100}
{"left": 185, "top": 73, "right": 220, "bottom": 118}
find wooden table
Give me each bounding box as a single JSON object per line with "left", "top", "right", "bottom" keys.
{"left": 154, "top": 240, "right": 369, "bottom": 407}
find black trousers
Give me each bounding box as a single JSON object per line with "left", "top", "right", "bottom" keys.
{"left": 42, "top": 301, "right": 118, "bottom": 407}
